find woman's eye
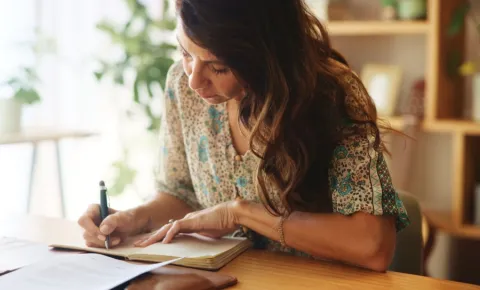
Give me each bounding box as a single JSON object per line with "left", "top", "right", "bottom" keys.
{"left": 211, "top": 66, "right": 229, "bottom": 75}
{"left": 180, "top": 48, "right": 191, "bottom": 58}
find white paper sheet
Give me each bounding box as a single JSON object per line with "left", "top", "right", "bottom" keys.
{"left": 0, "top": 236, "right": 74, "bottom": 274}
{"left": 0, "top": 253, "right": 182, "bottom": 290}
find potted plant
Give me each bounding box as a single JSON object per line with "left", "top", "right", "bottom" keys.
{"left": 94, "top": 0, "right": 177, "bottom": 196}
{"left": 459, "top": 57, "right": 480, "bottom": 122}
{"left": 447, "top": 1, "right": 480, "bottom": 121}
{"left": 380, "top": 0, "right": 398, "bottom": 20}
{"left": 0, "top": 66, "right": 41, "bottom": 134}
{"left": 380, "top": 0, "right": 427, "bottom": 21}
{"left": 396, "top": 0, "right": 427, "bottom": 20}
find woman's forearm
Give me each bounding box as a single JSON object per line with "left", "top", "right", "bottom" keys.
{"left": 234, "top": 200, "right": 396, "bottom": 271}
{"left": 132, "top": 192, "right": 194, "bottom": 232}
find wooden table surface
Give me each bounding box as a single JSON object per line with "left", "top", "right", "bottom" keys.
{"left": 1, "top": 214, "right": 478, "bottom": 290}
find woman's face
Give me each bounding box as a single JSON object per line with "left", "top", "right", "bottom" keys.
{"left": 176, "top": 20, "right": 245, "bottom": 105}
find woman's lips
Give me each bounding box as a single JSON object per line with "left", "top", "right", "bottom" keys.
{"left": 198, "top": 93, "right": 217, "bottom": 99}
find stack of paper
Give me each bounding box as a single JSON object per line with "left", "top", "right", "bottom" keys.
{"left": 0, "top": 253, "right": 181, "bottom": 290}
{"left": 0, "top": 237, "right": 73, "bottom": 274}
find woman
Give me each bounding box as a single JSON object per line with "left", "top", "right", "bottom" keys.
{"left": 78, "top": 0, "right": 410, "bottom": 272}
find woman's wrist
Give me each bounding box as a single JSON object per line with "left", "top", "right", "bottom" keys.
{"left": 130, "top": 204, "right": 153, "bottom": 233}
{"left": 231, "top": 199, "right": 250, "bottom": 226}
{"left": 230, "top": 199, "right": 288, "bottom": 245}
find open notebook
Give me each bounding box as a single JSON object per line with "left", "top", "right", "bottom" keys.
{"left": 50, "top": 233, "right": 251, "bottom": 271}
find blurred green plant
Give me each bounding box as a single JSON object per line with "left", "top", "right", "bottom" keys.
{"left": 446, "top": 1, "right": 480, "bottom": 77}
{"left": 380, "top": 0, "right": 397, "bottom": 7}
{"left": 0, "top": 31, "right": 56, "bottom": 105}
{"left": 94, "top": 0, "right": 177, "bottom": 196}
{"left": 95, "top": 0, "right": 177, "bottom": 131}
{"left": 4, "top": 67, "right": 41, "bottom": 105}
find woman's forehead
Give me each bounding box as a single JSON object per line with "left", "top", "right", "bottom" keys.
{"left": 176, "top": 21, "right": 218, "bottom": 61}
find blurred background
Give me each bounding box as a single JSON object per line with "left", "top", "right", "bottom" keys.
{"left": 0, "top": 0, "right": 179, "bottom": 219}
{"left": 0, "top": 0, "right": 479, "bottom": 286}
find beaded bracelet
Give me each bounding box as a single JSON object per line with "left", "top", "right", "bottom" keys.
{"left": 276, "top": 215, "right": 288, "bottom": 247}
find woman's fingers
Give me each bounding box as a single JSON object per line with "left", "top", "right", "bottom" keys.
{"left": 134, "top": 224, "right": 171, "bottom": 247}
{"left": 82, "top": 231, "right": 121, "bottom": 248}
{"left": 162, "top": 221, "right": 183, "bottom": 244}
{"left": 162, "top": 218, "right": 199, "bottom": 243}
{"left": 77, "top": 204, "right": 102, "bottom": 236}
{"left": 135, "top": 217, "right": 199, "bottom": 246}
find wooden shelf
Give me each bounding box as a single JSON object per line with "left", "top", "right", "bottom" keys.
{"left": 422, "top": 120, "right": 480, "bottom": 135}
{"left": 326, "top": 21, "right": 430, "bottom": 36}
{"left": 376, "top": 118, "right": 480, "bottom": 135}
{"left": 423, "top": 210, "right": 480, "bottom": 240}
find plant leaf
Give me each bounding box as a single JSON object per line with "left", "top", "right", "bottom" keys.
{"left": 7, "top": 77, "right": 21, "bottom": 87}
{"left": 380, "top": 0, "right": 397, "bottom": 7}
{"left": 154, "top": 57, "right": 174, "bottom": 89}
{"left": 114, "top": 71, "right": 124, "bottom": 85}
{"left": 154, "top": 19, "right": 177, "bottom": 30}
{"left": 447, "top": 2, "right": 471, "bottom": 36}
{"left": 96, "top": 22, "right": 117, "bottom": 35}
{"left": 13, "top": 88, "right": 41, "bottom": 105}
{"left": 146, "top": 78, "right": 155, "bottom": 98}
{"left": 163, "top": 0, "right": 170, "bottom": 18}
{"left": 108, "top": 160, "right": 137, "bottom": 196}
{"left": 125, "top": 0, "right": 138, "bottom": 13}
{"left": 94, "top": 71, "right": 104, "bottom": 81}
{"left": 446, "top": 49, "right": 462, "bottom": 77}
{"left": 148, "top": 117, "right": 161, "bottom": 132}
{"left": 133, "top": 74, "right": 141, "bottom": 104}
{"left": 23, "top": 67, "right": 39, "bottom": 83}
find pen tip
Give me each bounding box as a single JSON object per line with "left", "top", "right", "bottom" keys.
{"left": 99, "top": 180, "right": 105, "bottom": 186}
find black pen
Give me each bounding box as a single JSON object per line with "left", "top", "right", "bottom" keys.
{"left": 99, "top": 180, "right": 110, "bottom": 249}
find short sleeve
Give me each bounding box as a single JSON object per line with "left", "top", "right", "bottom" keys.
{"left": 328, "top": 124, "right": 410, "bottom": 232}
{"left": 154, "top": 62, "right": 202, "bottom": 211}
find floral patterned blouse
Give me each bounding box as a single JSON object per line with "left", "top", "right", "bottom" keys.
{"left": 155, "top": 61, "right": 410, "bottom": 257}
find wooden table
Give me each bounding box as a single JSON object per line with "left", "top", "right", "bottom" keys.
{"left": 1, "top": 214, "right": 479, "bottom": 290}
{"left": 0, "top": 129, "right": 96, "bottom": 217}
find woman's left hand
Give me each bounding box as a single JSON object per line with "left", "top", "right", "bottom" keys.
{"left": 134, "top": 201, "right": 240, "bottom": 247}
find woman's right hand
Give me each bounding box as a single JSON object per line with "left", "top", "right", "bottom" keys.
{"left": 77, "top": 204, "right": 143, "bottom": 248}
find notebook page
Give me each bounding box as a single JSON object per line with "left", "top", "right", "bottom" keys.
{"left": 0, "top": 253, "right": 181, "bottom": 290}
{"left": 49, "top": 234, "right": 145, "bottom": 258}
{"left": 133, "top": 234, "right": 246, "bottom": 259}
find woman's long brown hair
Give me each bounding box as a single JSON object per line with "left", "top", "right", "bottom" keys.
{"left": 176, "top": 0, "right": 390, "bottom": 215}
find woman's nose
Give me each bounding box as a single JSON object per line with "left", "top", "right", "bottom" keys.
{"left": 188, "top": 61, "right": 208, "bottom": 91}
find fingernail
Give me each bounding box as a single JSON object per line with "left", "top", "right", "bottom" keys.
{"left": 133, "top": 239, "right": 143, "bottom": 246}
{"left": 112, "top": 238, "right": 120, "bottom": 246}
{"left": 98, "top": 235, "right": 106, "bottom": 241}
{"left": 100, "top": 225, "right": 109, "bottom": 234}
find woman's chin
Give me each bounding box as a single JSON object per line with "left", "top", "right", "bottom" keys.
{"left": 198, "top": 95, "right": 227, "bottom": 105}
